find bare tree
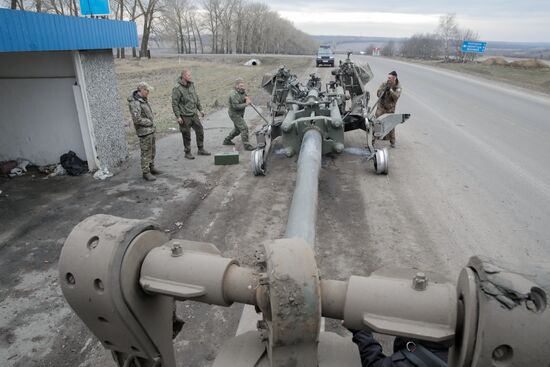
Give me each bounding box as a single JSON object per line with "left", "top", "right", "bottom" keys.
{"left": 381, "top": 40, "right": 395, "bottom": 57}
{"left": 192, "top": 13, "right": 205, "bottom": 53}
{"left": 437, "top": 13, "right": 459, "bottom": 62}
{"left": 8, "top": 0, "right": 317, "bottom": 56}
{"left": 159, "top": 0, "right": 205, "bottom": 54}
{"left": 111, "top": 0, "right": 128, "bottom": 58}
{"left": 400, "top": 33, "right": 442, "bottom": 59}
{"left": 202, "top": 0, "right": 222, "bottom": 53}
{"left": 455, "top": 28, "right": 480, "bottom": 62}
{"left": 136, "top": 0, "right": 162, "bottom": 57}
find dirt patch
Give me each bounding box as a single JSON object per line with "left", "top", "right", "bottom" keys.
{"left": 509, "top": 59, "right": 550, "bottom": 69}
{"left": 482, "top": 57, "right": 509, "bottom": 66}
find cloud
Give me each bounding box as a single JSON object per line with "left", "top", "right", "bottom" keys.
{"left": 266, "top": 0, "right": 550, "bottom": 41}
{"left": 279, "top": 11, "right": 443, "bottom": 25}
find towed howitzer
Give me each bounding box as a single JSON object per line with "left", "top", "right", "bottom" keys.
{"left": 58, "top": 56, "right": 549, "bottom": 367}
{"left": 251, "top": 55, "right": 410, "bottom": 176}
{"left": 59, "top": 215, "right": 550, "bottom": 367}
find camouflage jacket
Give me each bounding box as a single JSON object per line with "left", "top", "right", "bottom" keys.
{"left": 376, "top": 81, "right": 402, "bottom": 113}
{"left": 172, "top": 78, "right": 202, "bottom": 117}
{"left": 228, "top": 89, "right": 247, "bottom": 117}
{"left": 128, "top": 91, "right": 155, "bottom": 137}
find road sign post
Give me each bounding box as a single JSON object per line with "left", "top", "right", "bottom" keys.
{"left": 461, "top": 41, "right": 487, "bottom": 53}
{"left": 461, "top": 41, "right": 487, "bottom": 63}
{"left": 80, "top": 0, "right": 110, "bottom": 16}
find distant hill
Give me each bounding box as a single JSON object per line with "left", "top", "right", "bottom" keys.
{"left": 313, "top": 35, "right": 550, "bottom": 59}
{"left": 313, "top": 35, "right": 405, "bottom": 53}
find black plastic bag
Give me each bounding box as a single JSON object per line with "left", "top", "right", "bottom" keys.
{"left": 60, "top": 151, "right": 88, "bottom": 176}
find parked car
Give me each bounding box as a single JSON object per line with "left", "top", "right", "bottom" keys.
{"left": 316, "top": 46, "right": 335, "bottom": 67}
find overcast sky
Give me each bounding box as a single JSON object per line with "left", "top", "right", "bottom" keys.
{"left": 263, "top": 0, "right": 550, "bottom": 42}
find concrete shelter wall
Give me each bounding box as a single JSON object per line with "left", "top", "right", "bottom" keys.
{"left": 79, "top": 50, "right": 128, "bottom": 169}
{"left": 0, "top": 51, "right": 86, "bottom": 165}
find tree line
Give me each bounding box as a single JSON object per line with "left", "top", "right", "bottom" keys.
{"left": 4, "top": 0, "right": 318, "bottom": 57}
{"left": 375, "top": 14, "right": 480, "bottom": 62}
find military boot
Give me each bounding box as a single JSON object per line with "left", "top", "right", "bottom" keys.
{"left": 150, "top": 166, "right": 162, "bottom": 175}
{"left": 223, "top": 138, "right": 235, "bottom": 146}
{"left": 197, "top": 148, "right": 211, "bottom": 156}
{"left": 244, "top": 144, "right": 256, "bottom": 151}
{"left": 143, "top": 172, "right": 156, "bottom": 181}
{"left": 185, "top": 151, "right": 195, "bottom": 160}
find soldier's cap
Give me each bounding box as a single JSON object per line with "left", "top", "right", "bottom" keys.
{"left": 234, "top": 78, "right": 245, "bottom": 86}
{"left": 137, "top": 81, "right": 154, "bottom": 91}
{"left": 389, "top": 71, "right": 398, "bottom": 77}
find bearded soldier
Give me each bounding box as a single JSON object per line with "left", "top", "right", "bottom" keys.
{"left": 375, "top": 70, "right": 402, "bottom": 147}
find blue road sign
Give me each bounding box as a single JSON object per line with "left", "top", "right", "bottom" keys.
{"left": 461, "top": 41, "right": 487, "bottom": 53}
{"left": 80, "top": 0, "right": 110, "bottom": 16}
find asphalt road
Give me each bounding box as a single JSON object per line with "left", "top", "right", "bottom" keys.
{"left": 171, "top": 56, "right": 550, "bottom": 363}
{"left": 2, "top": 55, "right": 550, "bottom": 366}
{"left": 355, "top": 55, "right": 550, "bottom": 277}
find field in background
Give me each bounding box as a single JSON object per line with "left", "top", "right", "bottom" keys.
{"left": 403, "top": 58, "right": 550, "bottom": 96}
{"left": 115, "top": 55, "right": 313, "bottom": 147}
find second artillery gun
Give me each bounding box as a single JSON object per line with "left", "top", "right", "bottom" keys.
{"left": 251, "top": 54, "right": 410, "bottom": 176}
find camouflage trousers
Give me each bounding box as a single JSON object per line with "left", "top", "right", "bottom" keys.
{"left": 226, "top": 113, "right": 250, "bottom": 144}
{"left": 179, "top": 115, "right": 204, "bottom": 153}
{"left": 374, "top": 107, "right": 396, "bottom": 144}
{"left": 139, "top": 133, "right": 156, "bottom": 174}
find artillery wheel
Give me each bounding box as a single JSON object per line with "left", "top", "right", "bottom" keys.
{"left": 373, "top": 148, "right": 389, "bottom": 175}
{"left": 251, "top": 149, "right": 266, "bottom": 176}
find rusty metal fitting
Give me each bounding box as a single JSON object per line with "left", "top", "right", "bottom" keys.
{"left": 254, "top": 250, "right": 266, "bottom": 266}
{"left": 412, "top": 272, "right": 428, "bottom": 291}
{"left": 258, "top": 275, "right": 269, "bottom": 286}
{"left": 171, "top": 241, "right": 183, "bottom": 257}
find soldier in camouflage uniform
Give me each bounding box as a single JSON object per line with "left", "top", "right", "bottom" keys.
{"left": 375, "top": 71, "right": 402, "bottom": 148}
{"left": 171, "top": 69, "right": 211, "bottom": 160}
{"left": 128, "top": 82, "right": 160, "bottom": 181}
{"left": 223, "top": 78, "right": 255, "bottom": 151}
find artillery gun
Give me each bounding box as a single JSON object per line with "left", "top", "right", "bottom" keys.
{"left": 59, "top": 217, "right": 550, "bottom": 367}
{"left": 251, "top": 54, "right": 411, "bottom": 176}
{"left": 59, "top": 55, "right": 550, "bottom": 367}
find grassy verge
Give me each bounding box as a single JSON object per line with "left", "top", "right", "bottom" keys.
{"left": 115, "top": 55, "right": 313, "bottom": 148}
{"left": 397, "top": 58, "right": 550, "bottom": 96}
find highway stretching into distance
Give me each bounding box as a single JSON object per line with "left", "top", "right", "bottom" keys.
{"left": 356, "top": 55, "right": 550, "bottom": 272}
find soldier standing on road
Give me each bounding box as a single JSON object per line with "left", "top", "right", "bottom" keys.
{"left": 375, "top": 71, "right": 402, "bottom": 148}
{"left": 223, "top": 78, "right": 255, "bottom": 151}
{"left": 172, "top": 68, "right": 211, "bottom": 160}
{"left": 128, "top": 82, "right": 160, "bottom": 182}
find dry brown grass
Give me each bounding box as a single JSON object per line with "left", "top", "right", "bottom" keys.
{"left": 481, "top": 57, "right": 509, "bottom": 66}
{"left": 405, "top": 58, "right": 550, "bottom": 96}
{"left": 509, "top": 59, "right": 550, "bottom": 69}
{"left": 481, "top": 57, "right": 549, "bottom": 69}
{"left": 115, "top": 55, "right": 313, "bottom": 147}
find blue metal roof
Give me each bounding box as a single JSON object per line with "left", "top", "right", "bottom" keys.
{"left": 0, "top": 8, "right": 138, "bottom": 52}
